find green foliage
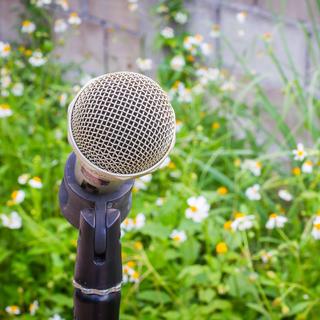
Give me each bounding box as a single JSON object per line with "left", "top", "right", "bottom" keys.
{"left": 1, "top": 0, "right": 320, "bottom": 319}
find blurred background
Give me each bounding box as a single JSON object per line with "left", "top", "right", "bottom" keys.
{"left": 1, "top": 1, "right": 320, "bottom": 319}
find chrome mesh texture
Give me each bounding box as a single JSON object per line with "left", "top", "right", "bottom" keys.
{"left": 70, "top": 72, "right": 175, "bottom": 175}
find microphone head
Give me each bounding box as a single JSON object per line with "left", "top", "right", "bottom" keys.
{"left": 68, "top": 72, "right": 176, "bottom": 182}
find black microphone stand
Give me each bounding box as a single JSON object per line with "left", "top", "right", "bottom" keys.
{"left": 59, "top": 153, "right": 134, "bottom": 320}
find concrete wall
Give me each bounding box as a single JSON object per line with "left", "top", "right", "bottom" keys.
{"left": 0, "top": 0, "right": 319, "bottom": 89}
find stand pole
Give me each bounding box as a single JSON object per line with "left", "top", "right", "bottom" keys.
{"left": 59, "top": 153, "right": 134, "bottom": 320}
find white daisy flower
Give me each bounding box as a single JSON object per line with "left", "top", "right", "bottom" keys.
{"left": 21, "top": 20, "right": 36, "bottom": 33}
{"left": 29, "top": 300, "right": 39, "bottom": 315}
{"left": 59, "top": 93, "right": 68, "bottom": 107}
{"left": 160, "top": 27, "right": 174, "bottom": 39}
{"left": 1, "top": 211, "right": 22, "bottom": 229}
{"left": 123, "top": 261, "right": 135, "bottom": 283}
{"left": 292, "top": 143, "right": 307, "bottom": 161}
{"left": 185, "top": 196, "right": 210, "bottom": 223}
{"left": 12, "top": 83, "right": 24, "bottom": 96}
{"left": 33, "top": 0, "right": 51, "bottom": 7}
{"left": 122, "top": 218, "right": 135, "bottom": 232}
{"left": 210, "top": 25, "right": 220, "bottom": 38}
{"left": 1, "top": 75, "right": 11, "bottom": 88}
{"left": 170, "top": 55, "right": 185, "bottom": 72}
{"left": 68, "top": 12, "right": 82, "bottom": 25}
{"left": 242, "top": 159, "right": 262, "bottom": 176}
{"left": 261, "top": 251, "right": 273, "bottom": 263}
{"left": 245, "top": 184, "right": 261, "bottom": 201}
{"left": 0, "top": 104, "right": 13, "bottom": 118}
{"left": 175, "top": 82, "right": 192, "bottom": 103}
{"left": 155, "top": 197, "right": 164, "bottom": 206}
{"left": 0, "top": 41, "right": 11, "bottom": 58}
{"left": 236, "top": 11, "right": 247, "bottom": 23}
{"left": 54, "top": 19, "right": 68, "bottom": 33}
{"left": 231, "top": 213, "right": 255, "bottom": 231}
{"left": 29, "top": 51, "right": 47, "bottom": 67}
{"left": 196, "top": 68, "right": 220, "bottom": 85}
{"left": 220, "top": 80, "right": 236, "bottom": 92}
{"left": 174, "top": 12, "right": 188, "bottom": 24}
{"left": 49, "top": 314, "right": 64, "bottom": 320}
{"left": 129, "top": 270, "right": 140, "bottom": 283}
{"left": 5, "top": 305, "right": 21, "bottom": 315}
{"left": 9, "top": 190, "right": 26, "bottom": 205}
{"left": 56, "top": 0, "right": 69, "bottom": 10}
{"left": 302, "top": 160, "right": 313, "bottom": 173}
{"left": 311, "top": 223, "right": 320, "bottom": 240}
{"left": 18, "top": 173, "right": 30, "bottom": 185}
{"left": 159, "top": 156, "right": 171, "bottom": 169}
{"left": 136, "top": 58, "right": 152, "bottom": 71}
{"left": 29, "top": 176, "right": 43, "bottom": 189}
{"left": 134, "top": 174, "right": 152, "bottom": 191}
{"left": 134, "top": 213, "right": 145, "bottom": 229}
{"left": 128, "top": 0, "right": 138, "bottom": 12}
{"left": 170, "top": 229, "right": 187, "bottom": 244}
{"left": 266, "top": 213, "right": 288, "bottom": 230}
{"left": 200, "top": 42, "right": 212, "bottom": 56}
{"left": 176, "top": 120, "right": 183, "bottom": 133}
{"left": 278, "top": 189, "right": 293, "bottom": 202}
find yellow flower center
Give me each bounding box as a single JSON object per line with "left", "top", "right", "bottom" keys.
{"left": 173, "top": 80, "right": 180, "bottom": 89}
{"left": 305, "top": 160, "right": 313, "bottom": 166}
{"left": 131, "top": 271, "right": 140, "bottom": 279}
{"left": 70, "top": 12, "right": 79, "bottom": 17}
{"left": 22, "top": 20, "right": 31, "bottom": 27}
{"left": 211, "top": 122, "right": 220, "bottom": 130}
{"left": 127, "top": 261, "right": 135, "bottom": 268}
{"left": 292, "top": 167, "right": 301, "bottom": 176}
{"left": 297, "top": 150, "right": 304, "bottom": 157}
{"left": 9, "top": 306, "right": 19, "bottom": 312}
{"left": 262, "top": 32, "right": 272, "bottom": 41}
{"left": 217, "top": 187, "right": 228, "bottom": 195}
{"left": 190, "top": 206, "right": 198, "bottom": 213}
{"left": 235, "top": 212, "right": 244, "bottom": 219}
{"left": 195, "top": 34, "right": 203, "bottom": 42}
{"left": 33, "top": 176, "right": 42, "bottom": 182}
{"left": 212, "top": 24, "right": 220, "bottom": 31}
{"left": 168, "top": 161, "right": 176, "bottom": 169}
{"left": 24, "top": 49, "right": 32, "bottom": 56}
{"left": 314, "top": 223, "right": 320, "bottom": 230}
{"left": 186, "top": 55, "right": 195, "bottom": 62}
{"left": 134, "top": 241, "right": 143, "bottom": 250}
{"left": 172, "top": 235, "right": 181, "bottom": 242}
{"left": 216, "top": 242, "right": 228, "bottom": 254}
{"left": 3, "top": 44, "right": 11, "bottom": 52}
{"left": 223, "top": 220, "right": 232, "bottom": 230}
{"left": 0, "top": 103, "right": 10, "bottom": 110}
{"left": 270, "top": 213, "right": 278, "bottom": 219}
{"left": 11, "top": 191, "right": 19, "bottom": 200}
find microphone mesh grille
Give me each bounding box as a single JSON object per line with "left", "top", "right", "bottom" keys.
{"left": 70, "top": 72, "right": 175, "bottom": 175}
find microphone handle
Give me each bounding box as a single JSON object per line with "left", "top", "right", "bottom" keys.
{"left": 74, "top": 290, "right": 120, "bottom": 320}
{"left": 73, "top": 205, "right": 122, "bottom": 320}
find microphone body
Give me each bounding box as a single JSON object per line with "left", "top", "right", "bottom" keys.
{"left": 59, "top": 72, "right": 175, "bottom": 319}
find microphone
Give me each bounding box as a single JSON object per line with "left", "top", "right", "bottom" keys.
{"left": 59, "top": 72, "right": 176, "bottom": 320}
{"left": 68, "top": 71, "right": 176, "bottom": 192}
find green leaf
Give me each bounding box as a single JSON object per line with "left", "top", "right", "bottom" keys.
{"left": 137, "top": 290, "right": 171, "bottom": 304}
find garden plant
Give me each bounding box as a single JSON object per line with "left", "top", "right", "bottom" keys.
{"left": 1, "top": 0, "right": 320, "bottom": 319}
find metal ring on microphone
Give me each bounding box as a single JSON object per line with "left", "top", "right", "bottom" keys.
{"left": 72, "top": 279, "right": 122, "bottom": 296}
